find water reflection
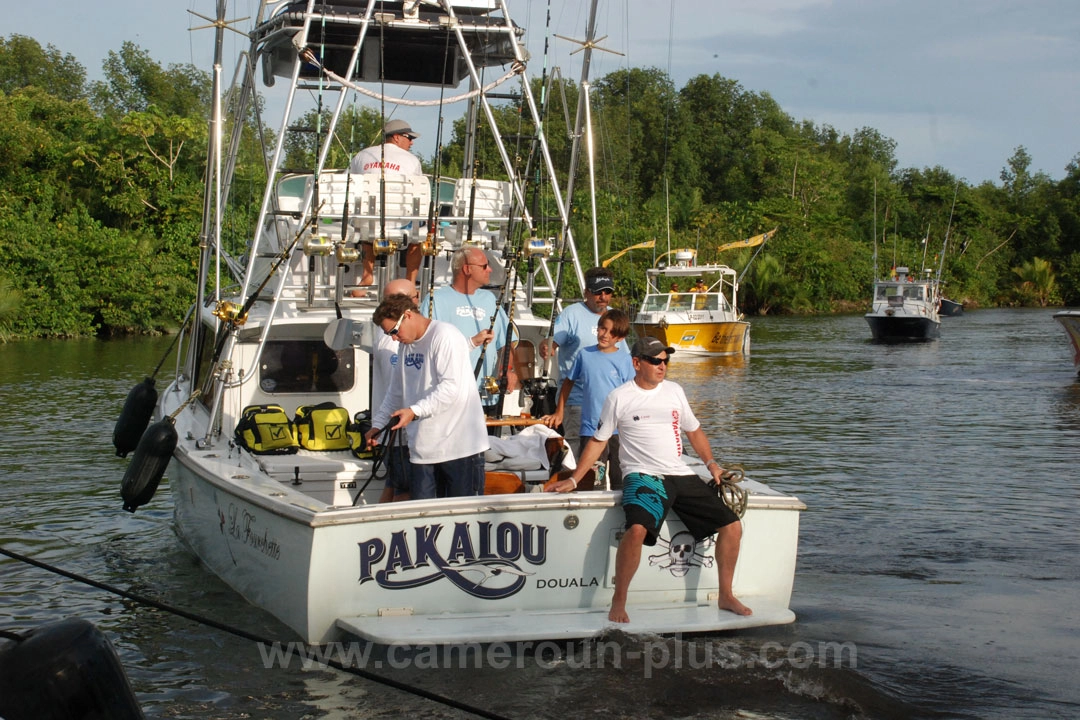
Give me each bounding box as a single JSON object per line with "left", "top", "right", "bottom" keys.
{"left": 2, "top": 312, "right": 1078, "bottom": 719}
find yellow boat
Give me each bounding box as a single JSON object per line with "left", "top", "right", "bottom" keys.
{"left": 632, "top": 249, "right": 750, "bottom": 356}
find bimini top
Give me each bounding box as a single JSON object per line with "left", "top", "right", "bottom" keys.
{"left": 256, "top": 0, "right": 524, "bottom": 88}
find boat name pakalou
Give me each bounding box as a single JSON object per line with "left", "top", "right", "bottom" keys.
{"left": 358, "top": 522, "right": 549, "bottom": 599}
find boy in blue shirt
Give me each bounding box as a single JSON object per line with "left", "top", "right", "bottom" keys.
{"left": 542, "top": 309, "right": 634, "bottom": 487}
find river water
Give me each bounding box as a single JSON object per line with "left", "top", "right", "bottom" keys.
{"left": 1, "top": 309, "right": 1077, "bottom": 719}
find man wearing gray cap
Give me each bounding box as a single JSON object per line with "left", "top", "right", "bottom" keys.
{"left": 351, "top": 119, "right": 425, "bottom": 284}
{"left": 547, "top": 336, "right": 751, "bottom": 623}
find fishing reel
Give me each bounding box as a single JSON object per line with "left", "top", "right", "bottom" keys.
{"left": 521, "top": 377, "right": 558, "bottom": 416}
{"left": 372, "top": 235, "right": 400, "bottom": 257}
{"left": 480, "top": 376, "right": 500, "bottom": 397}
{"left": 526, "top": 236, "right": 554, "bottom": 259}
{"left": 419, "top": 235, "right": 439, "bottom": 256}
{"left": 212, "top": 300, "right": 248, "bottom": 326}
{"left": 335, "top": 243, "right": 360, "bottom": 263}
{"left": 304, "top": 234, "right": 333, "bottom": 257}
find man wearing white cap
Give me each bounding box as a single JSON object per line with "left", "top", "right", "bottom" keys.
{"left": 351, "top": 119, "right": 425, "bottom": 285}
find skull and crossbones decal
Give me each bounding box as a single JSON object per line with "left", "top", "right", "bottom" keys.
{"left": 648, "top": 531, "right": 714, "bottom": 577}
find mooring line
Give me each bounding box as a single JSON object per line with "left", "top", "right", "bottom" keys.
{"left": 0, "top": 544, "right": 511, "bottom": 720}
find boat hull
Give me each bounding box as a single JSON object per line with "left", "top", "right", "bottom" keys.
{"left": 1053, "top": 310, "right": 1080, "bottom": 372}
{"left": 633, "top": 321, "right": 750, "bottom": 356}
{"left": 939, "top": 298, "right": 964, "bottom": 316}
{"left": 865, "top": 314, "right": 940, "bottom": 342}
{"left": 166, "top": 401, "right": 801, "bottom": 644}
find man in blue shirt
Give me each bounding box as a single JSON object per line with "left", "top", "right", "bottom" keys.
{"left": 542, "top": 309, "right": 634, "bottom": 487}
{"left": 539, "top": 267, "right": 628, "bottom": 444}
{"left": 424, "top": 246, "right": 510, "bottom": 409}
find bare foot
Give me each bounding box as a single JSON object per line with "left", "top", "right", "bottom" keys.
{"left": 608, "top": 604, "right": 630, "bottom": 623}
{"left": 358, "top": 275, "right": 374, "bottom": 287}
{"left": 718, "top": 595, "right": 752, "bottom": 616}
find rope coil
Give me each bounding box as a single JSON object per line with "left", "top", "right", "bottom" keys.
{"left": 715, "top": 465, "right": 748, "bottom": 518}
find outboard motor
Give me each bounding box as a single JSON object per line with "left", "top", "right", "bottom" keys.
{"left": 0, "top": 618, "right": 144, "bottom": 719}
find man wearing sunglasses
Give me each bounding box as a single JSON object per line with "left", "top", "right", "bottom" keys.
{"left": 365, "top": 294, "right": 489, "bottom": 498}
{"left": 351, "top": 119, "right": 425, "bottom": 286}
{"left": 539, "top": 267, "right": 628, "bottom": 442}
{"left": 424, "top": 246, "right": 511, "bottom": 408}
{"left": 547, "top": 336, "right": 751, "bottom": 624}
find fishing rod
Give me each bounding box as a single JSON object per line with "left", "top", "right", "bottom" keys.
{"left": 208, "top": 218, "right": 312, "bottom": 365}
{"left": 490, "top": 253, "right": 523, "bottom": 418}
{"left": 937, "top": 181, "right": 960, "bottom": 280}
{"left": 424, "top": 27, "right": 454, "bottom": 315}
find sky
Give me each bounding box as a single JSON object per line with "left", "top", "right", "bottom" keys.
{"left": 8, "top": 0, "right": 1079, "bottom": 186}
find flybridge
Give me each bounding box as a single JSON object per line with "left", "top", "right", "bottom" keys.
{"left": 256, "top": 0, "right": 524, "bottom": 87}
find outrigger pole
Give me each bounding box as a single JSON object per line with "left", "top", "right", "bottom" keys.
{"left": 555, "top": 0, "right": 622, "bottom": 271}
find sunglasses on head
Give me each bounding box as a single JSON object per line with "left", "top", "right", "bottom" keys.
{"left": 638, "top": 355, "right": 669, "bottom": 366}
{"left": 384, "top": 312, "right": 407, "bottom": 337}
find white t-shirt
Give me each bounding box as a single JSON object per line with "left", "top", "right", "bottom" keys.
{"left": 371, "top": 332, "right": 399, "bottom": 415}
{"left": 354, "top": 321, "right": 399, "bottom": 414}
{"left": 350, "top": 143, "right": 423, "bottom": 176}
{"left": 593, "top": 379, "right": 701, "bottom": 477}
{"left": 373, "top": 320, "right": 489, "bottom": 464}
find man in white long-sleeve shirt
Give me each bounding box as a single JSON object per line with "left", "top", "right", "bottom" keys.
{"left": 365, "top": 294, "right": 489, "bottom": 498}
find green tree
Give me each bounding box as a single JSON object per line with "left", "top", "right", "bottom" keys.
{"left": 91, "top": 42, "right": 209, "bottom": 118}
{"left": 0, "top": 34, "right": 86, "bottom": 101}
{"left": 1012, "top": 256, "right": 1057, "bottom": 307}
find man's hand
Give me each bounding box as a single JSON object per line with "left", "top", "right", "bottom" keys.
{"left": 545, "top": 476, "right": 578, "bottom": 493}
{"left": 389, "top": 407, "right": 417, "bottom": 430}
{"left": 538, "top": 338, "right": 557, "bottom": 359}
{"left": 540, "top": 409, "right": 564, "bottom": 429}
{"left": 472, "top": 329, "right": 494, "bottom": 348}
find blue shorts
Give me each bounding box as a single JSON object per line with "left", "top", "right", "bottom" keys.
{"left": 621, "top": 473, "right": 739, "bottom": 546}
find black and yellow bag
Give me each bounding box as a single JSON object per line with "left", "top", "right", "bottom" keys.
{"left": 294, "top": 402, "right": 351, "bottom": 451}
{"left": 348, "top": 410, "right": 376, "bottom": 459}
{"left": 235, "top": 404, "right": 299, "bottom": 455}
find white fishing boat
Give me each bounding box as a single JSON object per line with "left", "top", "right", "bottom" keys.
{"left": 865, "top": 183, "right": 957, "bottom": 342}
{"left": 632, "top": 235, "right": 772, "bottom": 356}
{"left": 1053, "top": 310, "right": 1080, "bottom": 373}
{"left": 864, "top": 266, "right": 942, "bottom": 342}
{"left": 120, "top": 0, "right": 803, "bottom": 645}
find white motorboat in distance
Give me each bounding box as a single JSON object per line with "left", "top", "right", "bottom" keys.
{"left": 865, "top": 266, "right": 941, "bottom": 342}
{"left": 131, "top": 0, "right": 804, "bottom": 646}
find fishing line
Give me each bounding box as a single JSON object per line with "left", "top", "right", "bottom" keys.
{"left": 0, "top": 544, "right": 511, "bottom": 720}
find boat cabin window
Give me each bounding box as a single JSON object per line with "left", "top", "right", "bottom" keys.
{"left": 259, "top": 340, "right": 355, "bottom": 394}
{"left": 903, "top": 286, "right": 924, "bottom": 300}
{"left": 693, "top": 293, "right": 721, "bottom": 311}
{"left": 642, "top": 294, "right": 669, "bottom": 312}
{"left": 669, "top": 294, "right": 693, "bottom": 310}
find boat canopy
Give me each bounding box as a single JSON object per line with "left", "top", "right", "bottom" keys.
{"left": 257, "top": 0, "right": 523, "bottom": 87}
